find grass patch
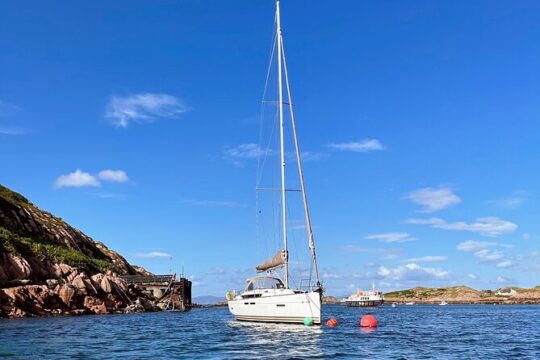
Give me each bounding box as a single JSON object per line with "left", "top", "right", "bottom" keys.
{"left": 0, "top": 226, "right": 118, "bottom": 274}
{"left": 385, "top": 289, "right": 416, "bottom": 297}
{"left": 0, "top": 184, "right": 28, "bottom": 206}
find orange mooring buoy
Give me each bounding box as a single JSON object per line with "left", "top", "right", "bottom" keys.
{"left": 360, "top": 314, "right": 378, "bottom": 328}
{"left": 326, "top": 318, "right": 338, "bottom": 327}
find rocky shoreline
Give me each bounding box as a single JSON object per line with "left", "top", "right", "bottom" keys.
{"left": 0, "top": 263, "right": 159, "bottom": 318}
{"left": 0, "top": 184, "right": 159, "bottom": 319}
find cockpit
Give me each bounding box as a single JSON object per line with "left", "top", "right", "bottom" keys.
{"left": 245, "top": 276, "right": 285, "bottom": 291}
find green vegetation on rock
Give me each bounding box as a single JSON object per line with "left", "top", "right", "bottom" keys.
{"left": 0, "top": 184, "right": 28, "bottom": 206}
{"left": 0, "top": 226, "right": 118, "bottom": 274}
{"left": 385, "top": 286, "right": 480, "bottom": 300}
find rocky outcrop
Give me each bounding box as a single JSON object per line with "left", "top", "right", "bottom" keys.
{"left": 0, "top": 184, "right": 158, "bottom": 318}
{"left": 0, "top": 185, "right": 136, "bottom": 279}
{"left": 0, "top": 260, "right": 159, "bottom": 318}
{"left": 322, "top": 296, "right": 339, "bottom": 304}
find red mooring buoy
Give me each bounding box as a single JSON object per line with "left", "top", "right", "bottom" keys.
{"left": 360, "top": 314, "right": 378, "bottom": 328}
{"left": 326, "top": 318, "right": 338, "bottom": 327}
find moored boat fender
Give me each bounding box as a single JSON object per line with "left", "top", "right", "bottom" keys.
{"left": 304, "top": 316, "right": 314, "bottom": 326}
{"left": 225, "top": 291, "right": 234, "bottom": 301}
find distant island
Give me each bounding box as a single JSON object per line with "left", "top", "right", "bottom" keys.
{"left": 0, "top": 184, "right": 162, "bottom": 318}
{"left": 318, "top": 286, "right": 540, "bottom": 305}
{"left": 384, "top": 286, "right": 540, "bottom": 304}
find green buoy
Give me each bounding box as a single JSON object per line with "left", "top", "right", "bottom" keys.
{"left": 304, "top": 316, "right": 314, "bottom": 326}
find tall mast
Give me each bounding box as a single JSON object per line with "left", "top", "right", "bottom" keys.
{"left": 276, "top": 0, "right": 288, "bottom": 289}
{"left": 280, "top": 30, "right": 321, "bottom": 288}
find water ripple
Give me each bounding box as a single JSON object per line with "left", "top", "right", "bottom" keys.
{"left": 1, "top": 305, "right": 540, "bottom": 359}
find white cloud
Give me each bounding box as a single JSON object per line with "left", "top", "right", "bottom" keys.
{"left": 488, "top": 190, "right": 529, "bottom": 210}
{"left": 55, "top": 169, "right": 132, "bottom": 189}
{"left": 288, "top": 219, "right": 320, "bottom": 231}
{"left": 406, "top": 187, "right": 461, "bottom": 212}
{"left": 365, "top": 232, "right": 417, "bottom": 243}
{"left": 457, "top": 241, "right": 514, "bottom": 269}
{"left": 406, "top": 217, "right": 517, "bottom": 237}
{"left": 496, "top": 276, "right": 509, "bottom": 283}
{"left": 496, "top": 260, "right": 514, "bottom": 268}
{"left": 321, "top": 272, "right": 344, "bottom": 280}
{"left": 378, "top": 266, "right": 391, "bottom": 277}
{"left": 224, "top": 143, "right": 265, "bottom": 159}
{"left": 382, "top": 250, "right": 404, "bottom": 260}
{"left": 402, "top": 256, "right": 447, "bottom": 263}
{"left": 377, "top": 263, "right": 449, "bottom": 281}
{"left": 474, "top": 249, "right": 504, "bottom": 263}
{"left": 285, "top": 151, "right": 326, "bottom": 162}
{"left": 105, "top": 93, "right": 188, "bottom": 128}
{"left": 133, "top": 251, "right": 172, "bottom": 258}
{"left": 327, "top": 138, "right": 384, "bottom": 152}
{"left": 522, "top": 233, "right": 531, "bottom": 240}
{"left": 299, "top": 151, "right": 325, "bottom": 162}
{"left": 456, "top": 240, "right": 498, "bottom": 252}
{"left": 223, "top": 143, "right": 268, "bottom": 166}
{"left": 98, "top": 169, "right": 129, "bottom": 183}
{"left": 467, "top": 273, "right": 477, "bottom": 279}
{"left": 54, "top": 169, "right": 100, "bottom": 188}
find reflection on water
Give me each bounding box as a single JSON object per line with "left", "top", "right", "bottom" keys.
{"left": 228, "top": 320, "right": 323, "bottom": 358}
{"left": 359, "top": 327, "right": 376, "bottom": 334}
{"left": 1, "top": 305, "right": 540, "bottom": 358}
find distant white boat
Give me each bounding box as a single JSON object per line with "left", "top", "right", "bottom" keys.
{"left": 405, "top": 302, "right": 415, "bottom": 306}
{"left": 439, "top": 301, "right": 448, "bottom": 306}
{"left": 343, "top": 284, "right": 384, "bottom": 307}
{"left": 391, "top": 303, "right": 397, "bottom": 308}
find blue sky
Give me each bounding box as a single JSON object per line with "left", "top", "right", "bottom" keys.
{"left": 1, "top": 0, "right": 540, "bottom": 297}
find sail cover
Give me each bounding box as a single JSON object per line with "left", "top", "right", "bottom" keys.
{"left": 256, "top": 250, "right": 287, "bottom": 272}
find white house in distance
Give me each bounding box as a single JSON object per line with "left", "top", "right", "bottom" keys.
{"left": 496, "top": 288, "right": 517, "bottom": 297}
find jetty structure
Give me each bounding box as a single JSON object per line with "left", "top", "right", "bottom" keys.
{"left": 120, "top": 274, "right": 192, "bottom": 311}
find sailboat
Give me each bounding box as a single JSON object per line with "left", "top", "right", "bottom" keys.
{"left": 226, "top": 0, "right": 323, "bottom": 325}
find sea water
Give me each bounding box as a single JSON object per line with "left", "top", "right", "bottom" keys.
{"left": 1, "top": 304, "right": 540, "bottom": 359}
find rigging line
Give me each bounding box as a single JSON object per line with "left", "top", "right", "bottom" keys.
{"left": 256, "top": 17, "right": 278, "bottom": 189}
{"left": 258, "top": 110, "right": 278, "bottom": 256}
{"left": 256, "top": 187, "right": 302, "bottom": 192}
{"left": 264, "top": 110, "right": 279, "bottom": 252}
{"left": 286, "top": 196, "right": 300, "bottom": 287}
{"left": 280, "top": 31, "right": 321, "bottom": 287}
{"left": 262, "top": 100, "right": 292, "bottom": 105}
{"left": 257, "top": 19, "right": 278, "bottom": 259}
{"left": 257, "top": 106, "right": 279, "bottom": 191}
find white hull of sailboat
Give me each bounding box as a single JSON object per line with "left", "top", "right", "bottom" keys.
{"left": 228, "top": 291, "right": 321, "bottom": 325}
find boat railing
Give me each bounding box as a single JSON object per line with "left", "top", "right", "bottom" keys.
{"left": 297, "top": 279, "right": 320, "bottom": 292}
